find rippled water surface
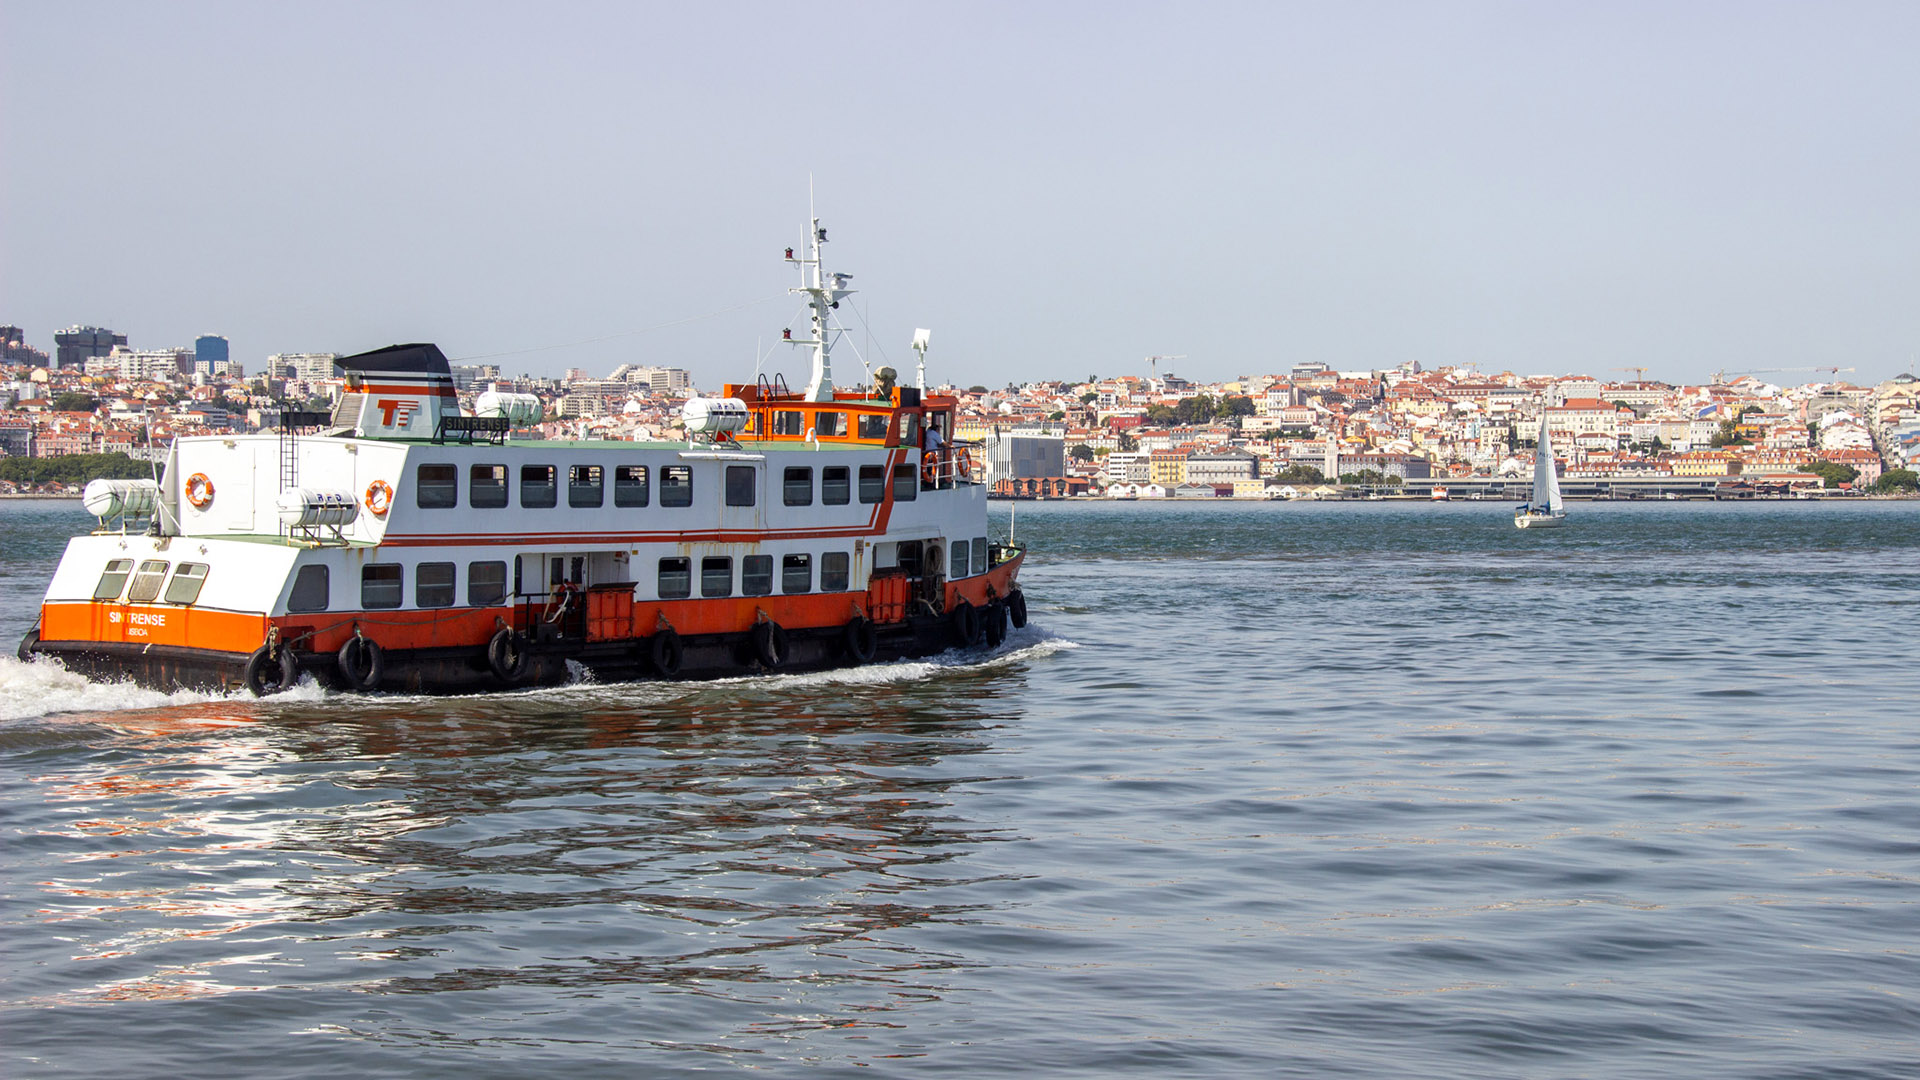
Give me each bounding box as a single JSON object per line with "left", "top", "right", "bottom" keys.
{"left": 3, "top": 497, "right": 1918, "bottom": 1078}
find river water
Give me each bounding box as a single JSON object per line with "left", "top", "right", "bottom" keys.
{"left": 2, "top": 497, "right": 1916, "bottom": 1078}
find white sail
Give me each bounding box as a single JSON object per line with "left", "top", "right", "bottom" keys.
{"left": 1533, "top": 412, "right": 1563, "bottom": 513}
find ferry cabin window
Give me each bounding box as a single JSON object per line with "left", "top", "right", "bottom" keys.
{"left": 821, "top": 551, "right": 850, "bottom": 592}
{"left": 950, "top": 540, "right": 970, "bottom": 579}
{"left": 725, "top": 465, "right": 756, "bottom": 507}
{"left": 782, "top": 553, "right": 811, "bottom": 594}
{"left": 417, "top": 562, "right": 456, "bottom": 608}
{"left": 416, "top": 464, "right": 458, "bottom": 508}
{"left": 614, "top": 465, "right": 649, "bottom": 507}
{"left": 814, "top": 411, "right": 843, "bottom": 438}
{"left": 471, "top": 464, "right": 509, "bottom": 509}
{"left": 362, "top": 564, "right": 403, "bottom": 610}
{"left": 742, "top": 555, "right": 773, "bottom": 597}
{"left": 569, "top": 465, "right": 604, "bottom": 508}
{"left": 896, "top": 541, "right": 923, "bottom": 577}
{"left": 163, "top": 562, "right": 210, "bottom": 605}
{"left": 892, "top": 464, "right": 918, "bottom": 501}
{"left": 783, "top": 467, "right": 812, "bottom": 506}
{"left": 521, "top": 465, "right": 557, "bottom": 508}
{"left": 658, "top": 557, "right": 691, "bottom": 599}
{"left": 857, "top": 413, "right": 889, "bottom": 440}
{"left": 701, "top": 556, "right": 732, "bottom": 598}
{"left": 127, "top": 560, "right": 170, "bottom": 603}
{"left": 774, "top": 410, "right": 805, "bottom": 436}
{"left": 93, "top": 558, "right": 134, "bottom": 600}
{"left": 858, "top": 465, "right": 886, "bottom": 503}
{"left": 661, "top": 466, "right": 693, "bottom": 507}
{"left": 972, "top": 536, "right": 989, "bottom": 576}
{"left": 822, "top": 466, "right": 850, "bottom": 505}
{"left": 288, "top": 565, "right": 329, "bottom": 612}
{"left": 468, "top": 561, "right": 507, "bottom": 606}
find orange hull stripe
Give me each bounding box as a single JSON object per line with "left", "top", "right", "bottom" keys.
{"left": 40, "top": 603, "right": 267, "bottom": 654}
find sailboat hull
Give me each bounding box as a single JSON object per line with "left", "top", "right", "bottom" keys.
{"left": 1514, "top": 513, "right": 1566, "bottom": 529}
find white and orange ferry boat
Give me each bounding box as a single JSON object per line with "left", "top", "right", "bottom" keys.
{"left": 18, "top": 222, "right": 1028, "bottom": 694}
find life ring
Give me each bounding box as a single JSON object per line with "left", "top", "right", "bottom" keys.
{"left": 488, "top": 627, "right": 533, "bottom": 683}
{"left": 185, "top": 473, "right": 216, "bottom": 509}
{"left": 984, "top": 601, "right": 1007, "bottom": 648}
{"left": 953, "top": 447, "right": 974, "bottom": 482}
{"left": 364, "top": 479, "right": 393, "bottom": 516}
{"left": 843, "top": 617, "right": 877, "bottom": 664}
{"left": 921, "top": 452, "right": 940, "bottom": 485}
{"left": 1007, "top": 589, "right": 1028, "bottom": 629}
{"left": 751, "top": 621, "right": 788, "bottom": 669}
{"left": 649, "top": 628, "right": 683, "bottom": 677}
{"left": 949, "top": 600, "right": 981, "bottom": 647}
{"left": 243, "top": 644, "right": 300, "bottom": 696}
{"left": 336, "top": 635, "right": 384, "bottom": 692}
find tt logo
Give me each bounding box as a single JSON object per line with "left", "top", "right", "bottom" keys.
{"left": 376, "top": 399, "right": 420, "bottom": 428}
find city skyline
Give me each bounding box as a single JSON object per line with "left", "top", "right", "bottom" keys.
{"left": 5, "top": 3, "right": 1919, "bottom": 389}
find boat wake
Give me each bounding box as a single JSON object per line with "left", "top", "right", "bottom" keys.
{"left": 0, "top": 654, "right": 326, "bottom": 727}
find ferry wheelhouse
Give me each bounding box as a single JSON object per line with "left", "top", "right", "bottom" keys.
{"left": 19, "top": 223, "right": 1028, "bottom": 694}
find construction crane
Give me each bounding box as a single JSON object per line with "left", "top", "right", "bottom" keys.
{"left": 1146, "top": 354, "right": 1185, "bottom": 388}
{"left": 1612, "top": 366, "right": 1651, "bottom": 382}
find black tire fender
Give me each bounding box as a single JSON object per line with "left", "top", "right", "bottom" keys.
{"left": 244, "top": 644, "right": 300, "bottom": 697}
{"left": 843, "top": 617, "right": 877, "bottom": 664}
{"left": 950, "top": 601, "right": 981, "bottom": 647}
{"left": 1007, "top": 589, "right": 1029, "bottom": 629}
{"left": 984, "top": 601, "right": 1007, "bottom": 648}
{"left": 751, "top": 621, "right": 787, "bottom": 669}
{"left": 649, "top": 627, "right": 683, "bottom": 677}
{"left": 16, "top": 627, "right": 40, "bottom": 663}
{"left": 336, "top": 636, "right": 384, "bottom": 692}
{"left": 487, "top": 627, "right": 533, "bottom": 684}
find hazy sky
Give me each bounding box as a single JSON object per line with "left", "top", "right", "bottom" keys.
{"left": 4, "top": 1, "right": 1917, "bottom": 389}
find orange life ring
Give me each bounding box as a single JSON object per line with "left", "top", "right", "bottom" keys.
{"left": 185, "top": 473, "right": 215, "bottom": 509}
{"left": 921, "top": 452, "right": 940, "bottom": 485}
{"left": 364, "top": 479, "right": 393, "bottom": 516}
{"left": 953, "top": 447, "right": 974, "bottom": 482}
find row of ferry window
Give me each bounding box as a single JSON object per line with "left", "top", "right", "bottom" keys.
{"left": 280, "top": 538, "right": 993, "bottom": 612}
{"left": 412, "top": 463, "right": 918, "bottom": 510}
{"left": 93, "top": 559, "right": 211, "bottom": 605}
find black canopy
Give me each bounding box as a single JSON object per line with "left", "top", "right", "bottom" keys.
{"left": 335, "top": 343, "right": 451, "bottom": 377}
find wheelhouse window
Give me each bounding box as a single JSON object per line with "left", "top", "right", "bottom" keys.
{"left": 951, "top": 540, "right": 970, "bottom": 579}
{"left": 614, "top": 465, "right": 649, "bottom": 507}
{"left": 289, "top": 565, "right": 329, "bottom": 612}
{"left": 520, "top": 465, "right": 557, "bottom": 508}
{"left": 163, "top": 562, "right": 210, "bottom": 605}
{"left": 774, "top": 410, "right": 804, "bottom": 436}
{"left": 362, "top": 564, "right": 403, "bottom": 609}
{"left": 416, "top": 463, "right": 458, "bottom": 508}
{"left": 568, "top": 464, "right": 604, "bottom": 508}
{"left": 416, "top": 561, "right": 455, "bottom": 608}
{"left": 814, "top": 411, "right": 844, "bottom": 437}
{"left": 701, "top": 556, "right": 732, "bottom": 598}
{"left": 658, "top": 557, "right": 691, "bottom": 599}
{"left": 93, "top": 558, "right": 134, "bottom": 600}
{"left": 783, "top": 466, "right": 812, "bottom": 506}
{"left": 821, "top": 551, "right": 850, "bottom": 592}
{"left": 127, "top": 560, "right": 169, "bottom": 603}
{"left": 471, "top": 464, "right": 508, "bottom": 508}
{"left": 661, "top": 466, "right": 692, "bottom": 507}
{"left": 858, "top": 465, "right": 886, "bottom": 504}
{"left": 973, "top": 536, "right": 990, "bottom": 575}
{"left": 892, "top": 464, "right": 918, "bottom": 501}
{"left": 782, "top": 553, "right": 811, "bottom": 594}
{"left": 725, "top": 465, "right": 756, "bottom": 507}
{"left": 857, "top": 413, "right": 889, "bottom": 440}
{"left": 468, "top": 560, "right": 506, "bottom": 606}
{"left": 822, "top": 466, "right": 850, "bottom": 505}
{"left": 742, "top": 554, "right": 772, "bottom": 596}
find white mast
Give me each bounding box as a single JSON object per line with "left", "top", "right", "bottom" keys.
{"left": 786, "top": 218, "right": 855, "bottom": 402}
{"left": 912, "top": 328, "right": 932, "bottom": 390}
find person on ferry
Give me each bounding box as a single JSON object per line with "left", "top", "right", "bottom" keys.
{"left": 921, "top": 415, "right": 947, "bottom": 488}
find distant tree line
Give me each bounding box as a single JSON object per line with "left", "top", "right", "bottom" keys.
{"left": 0, "top": 452, "right": 152, "bottom": 486}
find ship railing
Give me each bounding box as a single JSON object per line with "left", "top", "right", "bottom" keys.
{"left": 920, "top": 440, "right": 984, "bottom": 489}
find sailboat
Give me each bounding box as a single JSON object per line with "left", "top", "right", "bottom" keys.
{"left": 1514, "top": 412, "right": 1567, "bottom": 529}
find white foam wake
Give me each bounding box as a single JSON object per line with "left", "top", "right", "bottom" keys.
{"left": 0, "top": 655, "right": 245, "bottom": 722}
